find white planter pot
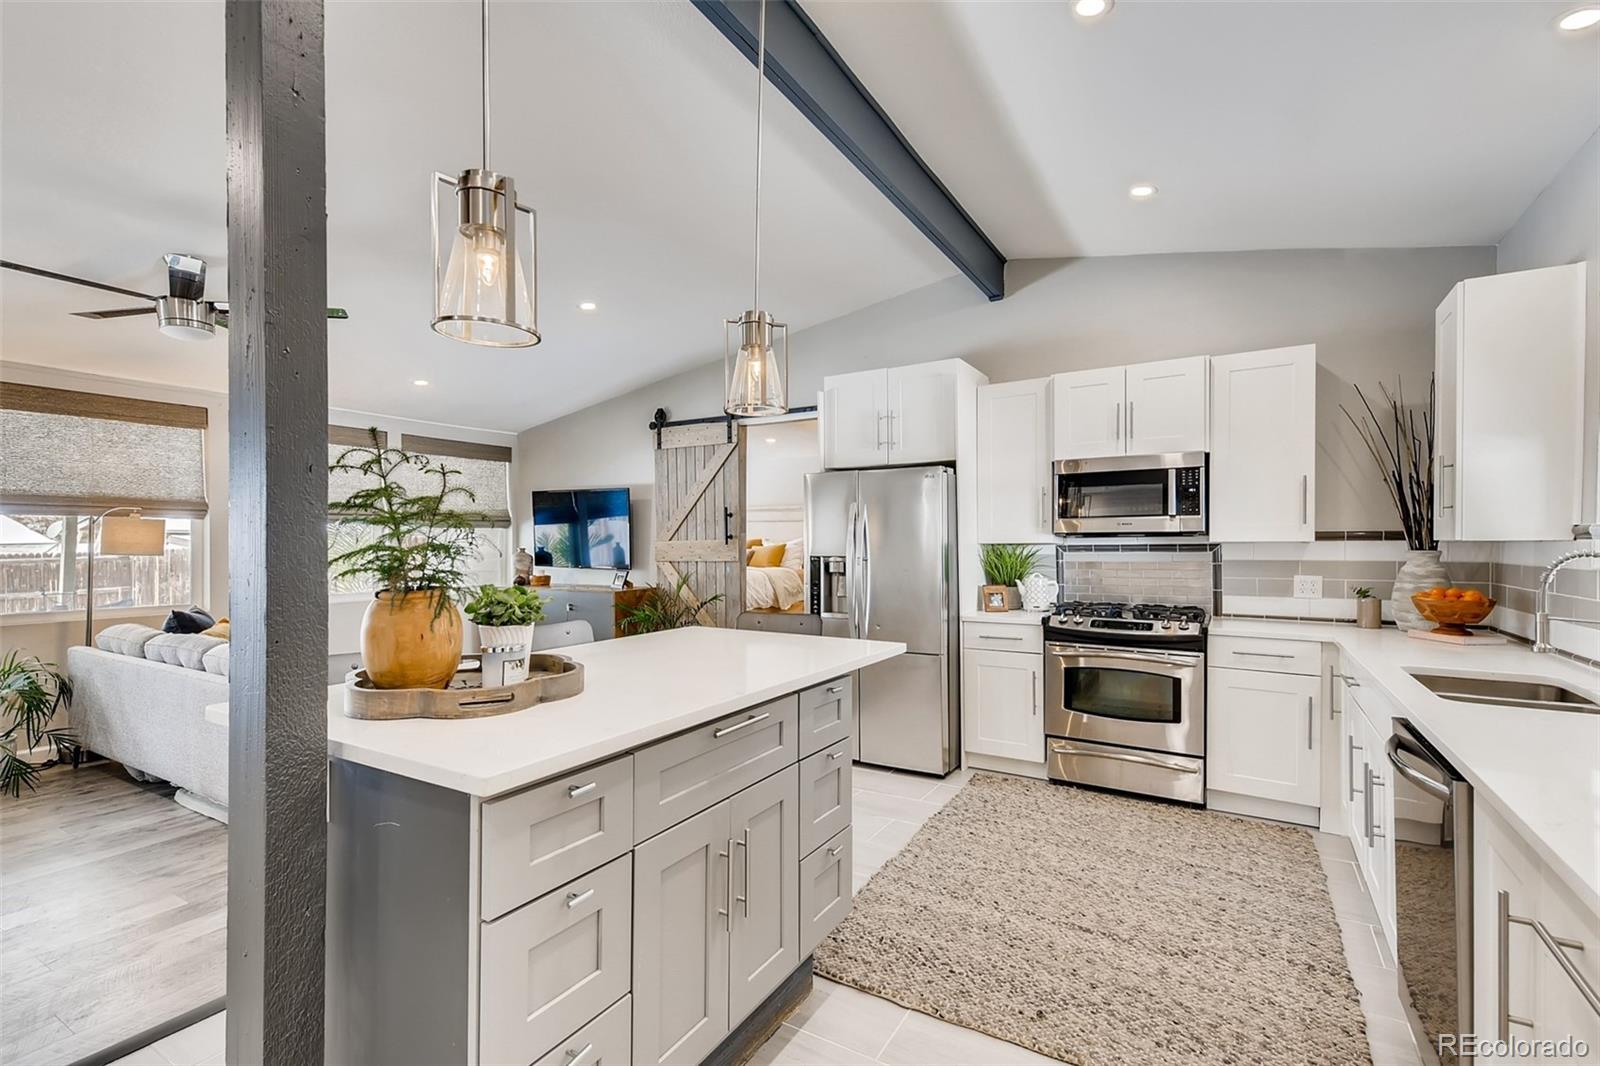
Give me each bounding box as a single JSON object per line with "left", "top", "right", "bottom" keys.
{"left": 1016, "top": 574, "right": 1059, "bottom": 612}
{"left": 478, "top": 624, "right": 533, "bottom": 651}
{"left": 1392, "top": 550, "right": 1450, "bottom": 632}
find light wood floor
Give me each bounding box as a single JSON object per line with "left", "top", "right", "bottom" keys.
{"left": 2, "top": 762, "right": 227, "bottom": 1066}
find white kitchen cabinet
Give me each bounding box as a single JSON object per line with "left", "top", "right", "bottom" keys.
{"left": 962, "top": 647, "right": 1044, "bottom": 764}
{"left": 1207, "top": 666, "right": 1321, "bottom": 809}
{"left": 1052, "top": 366, "right": 1126, "bottom": 459}
{"left": 1125, "top": 356, "right": 1209, "bottom": 455}
{"left": 1340, "top": 672, "right": 1396, "bottom": 946}
{"left": 821, "top": 368, "right": 889, "bottom": 469}
{"left": 1473, "top": 798, "right": 1600, "bottom": 1062}
{"left": 976, "top": 378, "right": 1053, "bottom": 542}
{"left": 822, "top": 362, "right": 969, "bottom": 468}
{"left": 1435, "top": 263, "right": 1587, "bottom": 542}
{"left": 1209, "top": 345, "right": 1317, "bottom": 542}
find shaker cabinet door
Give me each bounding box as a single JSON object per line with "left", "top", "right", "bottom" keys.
{"left": 1209, "top": 345, "right": 1316, "bottom": 542}
{"left": 822, "top": 369, "right": 888, "bottom": 469}
{"left": 1051, "top": 366, "right": 1125, "bottom": 460}
{"left": 977, "top": 378, "right": 1053, "bottom": 543}
{"left": 1124, "top": 355, "right": 1208, "bottom": 455}
{"left": 728, "top": 766, "right": 801, "bottom": 1022}
{"left": 1206, "top": 667, "right": 1320, "bottom": 809}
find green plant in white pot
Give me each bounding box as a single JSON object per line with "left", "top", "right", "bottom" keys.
{"left": 464, "top": 584, "right": 546, "bottom": 651}
{"left": 980, "top": 543, "right": 1044, "bottom": 609}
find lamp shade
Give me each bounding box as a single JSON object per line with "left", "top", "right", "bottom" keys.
{"left": 99, "top": 515, "right": 166, "bottom": 556}
{"left": 432, "top": 169, "right": 540, "bottom": 348}
{"left": 724, "top": 310, "right": 788, "bottom": 417}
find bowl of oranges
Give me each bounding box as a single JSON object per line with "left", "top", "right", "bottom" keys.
{"left": 1410, "top": 587, "right": 1496, "bottom": 636}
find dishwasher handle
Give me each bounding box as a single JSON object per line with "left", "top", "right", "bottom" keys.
{"left": 1386, "top": 731, "right": 1453, "bottom": 803}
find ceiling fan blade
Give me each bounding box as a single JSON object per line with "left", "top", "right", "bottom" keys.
{"left": 2, "top": 260, "right": 158, "bottom": 302}
{"left": 72, "top": 306, "right": 159, "bottom": 320}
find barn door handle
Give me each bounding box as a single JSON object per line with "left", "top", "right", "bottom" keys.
{"left": 723, "top": 507, "right": 734, "bottom": 545}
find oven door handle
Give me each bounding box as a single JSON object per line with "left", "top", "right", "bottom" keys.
{"left": 1047, "top": 643, "right": 1203, "bottom": 671}
{"left": 1049, "top": 739, "right": 1201, "bottom": 775}
{"left": 1385, "top": 732, "right": 1453, "bottom": 803}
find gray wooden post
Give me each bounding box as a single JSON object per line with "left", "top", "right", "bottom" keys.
{"left": 224, "top": 1, "right": 330, "bottom": 1062}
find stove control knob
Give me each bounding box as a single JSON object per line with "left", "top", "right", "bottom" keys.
{"left": 1160, "top": 619, "right": 1173, "bottom": 631}
{"left": 1177, "top": 619, "right": 1191, "bottom": 631}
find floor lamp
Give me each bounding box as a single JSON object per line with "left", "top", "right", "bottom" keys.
{"left": 84, "top": 509, "right": 167, "bottom": 647}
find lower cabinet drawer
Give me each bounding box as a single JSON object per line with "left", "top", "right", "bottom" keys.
{"left": 798, "top": 739, "right": 851, "bottom": 856}
{"left": 531, "top": 994, "right": 632, "bottom": 1066}
{"left": 633, "top": 696, "right": 799, "bottom": 842}
{"left": 1207, "top": 635, "right": 1321, "bottom": 677}
{"left": 799, "top": 826, "right": 853, "bottom": 958}
{"left": 479, "top": 854, "right": 632, "bottom": 1066}
{"left": 798, "top": 677, "right": 853, "bottom": 758}
{"left": 481, "top": 755, "right": 634, "bottom": 921}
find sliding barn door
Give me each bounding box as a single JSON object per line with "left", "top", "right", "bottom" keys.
{"left": 653, "top": 422, "right": 745, "bottom": 627}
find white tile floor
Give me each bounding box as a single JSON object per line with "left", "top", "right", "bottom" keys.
{"left": 118, "top": 766, "right": 1424, "bottom": 1066}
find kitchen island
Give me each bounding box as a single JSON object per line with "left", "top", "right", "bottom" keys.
{"left": 320, "top": 626, "right": 903, "bottom": 1066}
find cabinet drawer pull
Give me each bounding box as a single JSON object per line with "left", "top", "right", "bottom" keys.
{"left": 1306, "top": 696, "right": 1314, "bottom": 750}
{"left": 1232, "top": 651, "right": 1295, "bottom": 659}
{"left": 563, "top": 1042, "right": 595, "bottom": 1066}
{"left": 564, "top": 887, "right": 595, "bottom": 909}
{"left": 735, "top": 828, "right": 751, "bottom": 916}
{"left": 826, "top": 685, "right": 844, "bottom": 694}
{"left": 978, "top": 634, "right": 1025, "bottom": 641}
{"left": 1347, "top": 738, "right": 1363, "bottom": 802}
{"left": 827, "top": 845, "right": 842, "bottom": 858}
{"left": 714, "top": 711, "right": 771, "bottom": 738}
{"left": 1498, "top": 890, "right": 1600, "bottom": 1039}
{"left": 566, "top": 781, "right": 598, "bottom": 799}
{"left": 828, "top": 750, "right": 845, "bottom": 761}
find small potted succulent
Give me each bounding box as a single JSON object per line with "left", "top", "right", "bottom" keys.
{"left": 464, "top": 584, "right": 546, "bottom": 652}
{"left": 1353, "top": 586, "right": 1382, "bottom": 629}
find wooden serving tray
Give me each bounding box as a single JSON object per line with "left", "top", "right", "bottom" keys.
{"left": 343, "top": 653, "right": 584, "bottom": 720}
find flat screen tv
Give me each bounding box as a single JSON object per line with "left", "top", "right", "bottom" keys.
{"left": 531, "top": 488, "right": 631, "bottom": 570}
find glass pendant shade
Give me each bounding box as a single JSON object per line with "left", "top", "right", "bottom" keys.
{"left": 432, "top": 168, "right": 540, "bottom": 348}
{"left": 724, "top": 310, "right": 787, "bottom": 417}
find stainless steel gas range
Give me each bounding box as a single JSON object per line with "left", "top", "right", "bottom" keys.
{"left": 1042, "top": 601, "right": 1207, "bottom": 805}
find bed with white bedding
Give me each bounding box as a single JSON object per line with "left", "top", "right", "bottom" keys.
{"left": 746, "top": 564, "right": 805, "bottom": 611}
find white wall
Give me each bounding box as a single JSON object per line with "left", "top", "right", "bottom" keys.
{"left": 0, "top": 363, "right": 518, "bottom": 673}
{"left": 745, "top": 418, "right": 819, "bottom": 545}
{"left": 516, "top": 245, "right": 1498, "bottom": 582}
{"left": 1495, "top": 128, "right": 1599, "bottom": 524}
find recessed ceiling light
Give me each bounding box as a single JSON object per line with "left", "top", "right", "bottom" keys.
{"left": 1128, "top": 183, "right": 1158, "bottom": 200}
{"left": 1073, "top": 0, "right": 1112, "bottom": 19}
{"left": 764, "top": 437, "right": 778, "bottom": 444}
{"left": 412, "top": 379, "right": 431, "bottom": 387}
{"left": 1558, "top": 6, "right": 1600, "bottom": 30}
{"left": 578, "top": 301, "right": 598, "bottom": 312}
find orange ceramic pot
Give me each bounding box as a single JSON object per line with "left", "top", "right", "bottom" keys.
{"left": 361, "top": 590, "right": 462, "bottom": 689}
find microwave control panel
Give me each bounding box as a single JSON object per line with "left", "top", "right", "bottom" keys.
{"left": 1176, "top": 467, "right": 1204, "bottom": 516}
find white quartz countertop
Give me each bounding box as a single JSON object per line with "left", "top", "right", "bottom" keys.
{"left": 961, "top": 610, "right": 1050, "bottom": 626}
{"left": 1211, "top": 617, "right": 1600, "bottom": 909}
{"left": 206, "top": 628, "right": 903, "bottom": 799}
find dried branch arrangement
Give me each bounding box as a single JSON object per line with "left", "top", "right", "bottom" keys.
{"left": 1341, "top": 377, "right": 1436, "bottom": 551}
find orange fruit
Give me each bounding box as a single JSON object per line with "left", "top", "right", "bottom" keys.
{"left": 1462, "top": 589, "right": 1487, "bottom": 603}
{"left": 1444, "top": 588, "right": 1463, "bottom": 600}
{"left": 1425, "top": 587, "right": 1448, "bottom": 599}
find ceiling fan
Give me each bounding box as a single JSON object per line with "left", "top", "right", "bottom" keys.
{"left": 0, "top": 253, "right": 348, "bottom": 341}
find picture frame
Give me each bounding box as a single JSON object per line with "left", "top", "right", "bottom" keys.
{"left": 981, "top": 585, "right": 1011, "bottom": 612}
{"left": 610, "top": 569, "right": 629, "bottom": 590}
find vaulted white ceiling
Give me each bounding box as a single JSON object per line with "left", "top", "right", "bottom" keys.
{"left": 0, "top": 1, "right": 953, "bottom": 431}
{"left": 806, "top": 0, "right": 1600, "bottom": 258}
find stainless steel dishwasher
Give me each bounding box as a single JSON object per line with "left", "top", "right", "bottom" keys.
{"left": 1389, "top": 720, "right": 1473, "bottom": 1065}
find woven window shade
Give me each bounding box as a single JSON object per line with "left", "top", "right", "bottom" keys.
{"left": 0, "top": 384, "right": 209, "bottom": 518}
{"left": 327, "top": 431, "right": 511, "bottom": 528}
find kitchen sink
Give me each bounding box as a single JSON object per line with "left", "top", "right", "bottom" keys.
{"left": 1408, "top": 672, "right": 1600, "bottom": 714}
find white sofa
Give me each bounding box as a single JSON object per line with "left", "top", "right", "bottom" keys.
{"left": 66, "top": 645, "right": 230, "bottom": 819}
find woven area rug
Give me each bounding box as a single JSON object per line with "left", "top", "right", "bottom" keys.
{"left": 815, "top": 773, "right": 1370, "bottom": 1065}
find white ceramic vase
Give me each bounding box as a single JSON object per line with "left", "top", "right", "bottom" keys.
{"left": 1391, "top": 550, "right": 1450, "bottom": 632}
{"left": 478, "top": 624, "right": 533, "bottom": 651}
{"left": 1017, "top": 573, "right": 1059, "bottom": 612}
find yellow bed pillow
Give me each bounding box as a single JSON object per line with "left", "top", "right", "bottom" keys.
{"left": 748, "top": 543, "right": 786, "bottom": 568}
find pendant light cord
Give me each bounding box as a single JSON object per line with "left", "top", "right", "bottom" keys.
{"left": 481, "top": 0, "right": 491, "bottom": 170}
{"left": 751, "top": 0, "right": 766, "bottom": 312}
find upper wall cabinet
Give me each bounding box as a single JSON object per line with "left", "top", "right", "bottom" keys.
{"left": 976, "top": 378, "right": 1053, "bottom": 543}
{"left": 1210, "top": 345, "right": 1317, "bottom": 542}
{"left": 1434, "top": 264, "right": 1586, "bottom": 542}
{"left": 822, "top": 361, "right": 973, "bottom": 468}
{"left": 1050, "top": 356, "right": 1208, "bottom": 460}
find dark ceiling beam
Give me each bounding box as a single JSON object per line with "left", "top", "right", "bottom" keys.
{"left": 694, "top": 0, "right": 1006, "bottom": 301}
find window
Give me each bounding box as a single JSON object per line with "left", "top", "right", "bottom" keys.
{"left": 0, "top": 514, "right": 193, "bottom": 615}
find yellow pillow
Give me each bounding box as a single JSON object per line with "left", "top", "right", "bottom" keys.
{"left": 749, "top": 543, "right": 786, "bottom": 568}
{"left": 746, "top": 536, "right": 763, "bottom": 549}
{"left": 202, "top": 618, "right": 230, "bottom": 641}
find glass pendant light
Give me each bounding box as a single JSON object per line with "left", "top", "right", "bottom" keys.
{"left": 724, "top": 0, "right": 788, "bottom": 417}
{"left": 432, "top": 0, "right": 540, "bottom": 348}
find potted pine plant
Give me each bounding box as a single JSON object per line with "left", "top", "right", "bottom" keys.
{"left": 464, "top": 584, "right": 546, "bottom": 652}
{"left": 330, "top": 429, "right": 479, "bottom": 689}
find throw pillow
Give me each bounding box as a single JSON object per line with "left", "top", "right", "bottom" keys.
{"left": 746, "top": 536, "right": 763, "bottom": 549}
{"left": 749, "top": 543, "right": 786, "bottom": 568}
{"left": 201, "top": 618, "right": 230, "bottom": 641}
{"left": 145, "top": 633, "right": 226, "bottom": 671}
{"left": 163, "top": 606, "right": 216, "bottom": 635}
{"left": 201, "top": 643, "right": 230, "bottom": 678}
{"left": 95, "top": 623, "right": 164, "bottom": 657}
{"left": 781, "top": 538, "right": 805, "bottom": 572}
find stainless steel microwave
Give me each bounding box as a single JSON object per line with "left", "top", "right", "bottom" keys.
{"left": 1053, "top": 452, "right": 1207, "bottom": 536}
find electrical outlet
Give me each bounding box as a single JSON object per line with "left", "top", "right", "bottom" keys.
{"left": 1293, "top": 574, "right": 1323, "bottom": 599}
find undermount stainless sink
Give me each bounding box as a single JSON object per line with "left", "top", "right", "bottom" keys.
{"left": 1408, "top": 672, "right": 1600, "bottom": 714}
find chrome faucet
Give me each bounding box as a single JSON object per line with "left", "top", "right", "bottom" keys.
{"left": 1534, "top": 546, "right": 1600, "bottom": 653}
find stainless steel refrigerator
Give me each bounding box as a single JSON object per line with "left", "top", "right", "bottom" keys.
{"left": 804, "top": 466, "right": 960, "bottom": 775}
